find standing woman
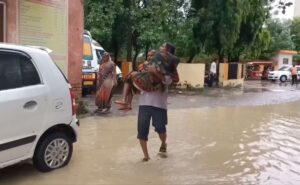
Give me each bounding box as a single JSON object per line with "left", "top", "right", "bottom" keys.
{"left": 95, "top": 52, "right": 117, "bottom": 113}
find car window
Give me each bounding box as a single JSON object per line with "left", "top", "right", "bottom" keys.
{"left": 0, "top": 52, "right": 41, "bottom": 91}
{"left": 278, "top": 66, "right": 289, "bottom": 71}
{"left": 83, "top": 35, "right": 93, "bottom": 61}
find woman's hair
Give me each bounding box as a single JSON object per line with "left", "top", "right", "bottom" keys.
{"left": 101, "top": 52, "right": 110, "bottom": 62}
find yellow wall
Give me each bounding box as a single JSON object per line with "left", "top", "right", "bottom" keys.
{"left": 177, "top": 63, "right": 205, "bottom": 88}
{"left": 121, "top": 61, "right": 132, "bottom": 80}
{"left": 219, "top": 63, "right": 244, "bottom": 87}
{"left": 121, "top": 62, "right": 205, "bottom": 88}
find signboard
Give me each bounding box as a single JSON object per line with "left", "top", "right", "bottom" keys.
{"left": 19, "top": 0, "right": 68, "bottom": 74}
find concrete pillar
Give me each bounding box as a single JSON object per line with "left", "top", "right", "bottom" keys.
{"left": 4, "top": 0, "right": 18, "bottom": 43}
{"left": 68, "top": 0, "right": 84, "bottom": 101}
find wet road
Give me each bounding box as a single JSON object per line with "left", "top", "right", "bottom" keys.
{"left": 1, "top": 81, "right": 300, "bottom": 185}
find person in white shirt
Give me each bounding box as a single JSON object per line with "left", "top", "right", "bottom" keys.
{"left": 209, "top": 60, "right": 217, "bottom": 87}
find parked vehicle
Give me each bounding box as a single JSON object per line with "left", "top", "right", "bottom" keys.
{"left": 268, "top": 65, "right": 300, "bottom": 82}
{"left": 245, "top": 61, "right": 272, "bottom": 80}
{"left": 82, "top": 31, "right": 99, "bottom": 96}
{"left": 0, "top": 44, "right": 79, "bottom": 172}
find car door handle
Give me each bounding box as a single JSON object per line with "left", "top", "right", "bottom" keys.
{"left": 23, "top": 101, "right": 37, "bottom": 109}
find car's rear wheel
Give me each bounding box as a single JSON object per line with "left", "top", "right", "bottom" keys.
{"left": 33, "top": 132, "right": 73, "bottom": 172}
{"left": 280, "top": 75, "right": 287, "bottom": 82}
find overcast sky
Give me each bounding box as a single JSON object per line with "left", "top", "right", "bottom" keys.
{"left": 272, "top": 0, "right": 295, "bottom": 19}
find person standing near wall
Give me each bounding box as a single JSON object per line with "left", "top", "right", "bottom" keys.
{"left": 209, "top": 60, "right": 217, "bottom": 87}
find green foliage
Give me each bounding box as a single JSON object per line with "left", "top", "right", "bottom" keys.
{"left": 84, "top": 0, "right": 123, "bottom": 50}
{"left": 191, "top": 0, "right": 271, "bottom": 62}
{"left": 291, "top": 17, "right": 300, "bottom": 51}
{"left": 84, "top": 0, "right": 296, "bottom": 63}
{"left": 259, "top": 18, "right": 295, "bottom": 59}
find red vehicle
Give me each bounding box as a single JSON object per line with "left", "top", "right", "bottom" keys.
{"left": 246, "top": 61, "right": 273, "bottom": 80}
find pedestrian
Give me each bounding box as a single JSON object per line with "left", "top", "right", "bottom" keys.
{"left": 209, "top": 59, "right": 217, "bottom": 87}
{"left": 114, "top": 43, "right": 179, "bottom": 111}
{"left": 95, "top": 52, "right": 117, "bottom": 113}
{"left": 290, "top": 64, "right": 298, "bottom": 86}
{"left": 136, "top": 43, "right": 179, "bottom": 162}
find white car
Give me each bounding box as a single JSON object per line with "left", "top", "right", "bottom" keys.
{"left": 268, "top": 66, "right": 300, "bottom": 82}
{"left": 0, "top": 44, "right": 79, "bottom": 172}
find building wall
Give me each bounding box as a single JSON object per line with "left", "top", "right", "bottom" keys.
{"left": 2, "top": 0, "right": 83, "bottom": 101}
{"left": 68, "top": 0, "right": 84, "bottom": 100}
{"left": 219, "top": 63, "right": 244, "bottom": 87}
{"left": 3, "top": 0, "right": 18, "bottom": 43}
{"left": 276, "top": 54, "right": 293, "bottom": 69}
{"left": 177, "top": 63, "right": 205, "bottom": 88}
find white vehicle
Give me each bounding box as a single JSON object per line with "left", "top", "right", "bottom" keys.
{"left": 0, "top": 44, "right": 79, "bottom": 172}
{"left": 268, "top": 65, "right": 300, "bottom": 82}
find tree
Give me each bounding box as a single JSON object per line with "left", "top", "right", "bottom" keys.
{"left": 290, "top": 17, "right": 300, "bottom": 51}
{"left": 260, "top": 18, "right": 295, "bottom": 59}
{"left": 84, "top": 0, "right": 123, "bottom": 50}
{"left": 191, "top": 0, "right": 253, "bottom": 62}
{"left": 228, "top": 0, "right": 270, "bottom": 62}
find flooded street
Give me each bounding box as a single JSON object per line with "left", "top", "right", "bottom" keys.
{"left": 1, "top": 93, "right": 300, "bottom": 184}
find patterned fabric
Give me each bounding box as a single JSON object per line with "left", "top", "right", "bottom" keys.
{"left": 95, "top": 60, "right": 116, "bottom": 109}
{"left": 131, "top": 52, "right": 180, "bottom": 92}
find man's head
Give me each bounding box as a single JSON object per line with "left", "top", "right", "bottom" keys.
{"left": 293, "top": 64, "right": 296, "bottom": 67}
{"left": 147, "top": 50, "right": 156, "bottom": 61}
{"left": 165, "top": 43, "right": 175, "bottom": 55}
{"left": 159, "top": 43, "right": 176, "bottom": 55}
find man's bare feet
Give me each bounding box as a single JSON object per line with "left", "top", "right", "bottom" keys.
{"left": 142, "top": 157, "right": 150, "bottom": 162}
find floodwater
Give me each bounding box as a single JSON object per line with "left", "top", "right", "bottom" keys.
{"left": 1, "top": 101, "right": 300, "bottom": 184}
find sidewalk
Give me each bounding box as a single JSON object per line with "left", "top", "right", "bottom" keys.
{"left": 82, "top": 81, "right": 300, "bottom": 117}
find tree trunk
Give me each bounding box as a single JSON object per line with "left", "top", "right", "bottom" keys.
{"left": 133, "top": 49, "right": 139, "bottom": 70}
{"left": 187, "top": 53, "right": 196, "bottom": 63}
{"left": 145, "top": 43, "right": 150, "bottom": 60}
{"left": 114, "top": 46, "right": 119, "bottom": 64}
{"left": 126, "top": 33, "right": 132, "bottom": 62}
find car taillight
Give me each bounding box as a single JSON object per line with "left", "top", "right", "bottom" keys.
{"left": 70, "top": 88, "right": 76, "bottom": 115}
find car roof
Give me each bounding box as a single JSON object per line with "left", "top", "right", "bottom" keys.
{"left": 0, "top": 43, "right": 50, "bottom": 56}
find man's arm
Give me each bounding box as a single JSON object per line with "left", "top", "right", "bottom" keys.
{"left": 170, "top": 69, "right": 179, "bottom": 83}
{"left": 147, "top": 65, "right": 165, "bottom": 82}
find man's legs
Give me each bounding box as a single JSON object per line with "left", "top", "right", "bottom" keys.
{"left": 152, "top": 107, "right": 168, "bottom": 153}
{"left": 137, "top": 106, "right": 151, "bottom": 161}
{"left": 158, "top": 133, "right": 167, "bottom": 153}
{"left": 139, "top": 140, "right": 150, "bottom": 161}
{"left": 292, "top": 75, "right": 296, "bottom": 85}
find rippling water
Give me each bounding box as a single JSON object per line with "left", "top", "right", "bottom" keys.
{"left": 221, "top": 113, "right": 300, "bottom": 185}
{"left": 1, "top": 102, "right": 300, "bottom": 185}
{"left": 162, "top": 103, "right": 300, "bottom": 185}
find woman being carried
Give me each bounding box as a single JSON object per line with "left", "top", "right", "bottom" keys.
{"left": 115, "top": 43, "right": 180, "bottom": 111}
